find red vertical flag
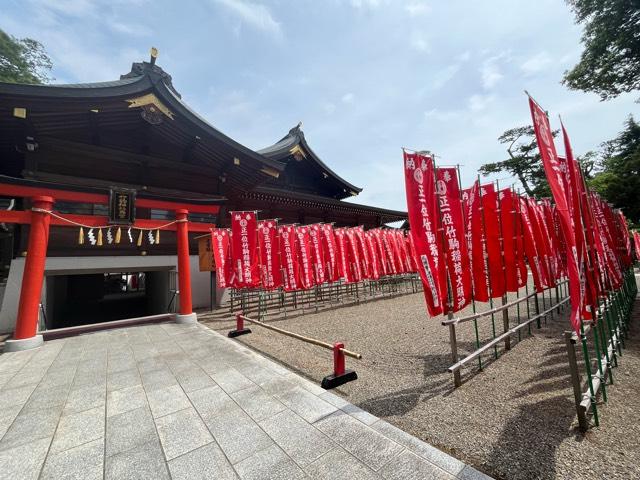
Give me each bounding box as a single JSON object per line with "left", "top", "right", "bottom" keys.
{"left": 479, "top": 183, "right": 506, "bottom": 299}
{"left": 211, "top": 228, "right": 233, "bottom": 288}
{"left": 296, "top": 226, "right": 315, "bottom": 289}
{"left": 436, "top": 167, "right": 471, "bottom": 311}
{"left": 321, "top": 224, "right": 340, "bottom": 282}
{"left": 279, "top": 225, "right": 300, "bottom": 291}
{"left": 403, "top": 151, "right": 445, "bottom": 316}
{"left": 499, "top": 189, "right": 526, "bottom": 291}
{"left": 257, "top": 220, "right": 281, "bottom": 290}
{"left": 518, "top": 196, "right": 545, "bottom": 292}
{"left": 230, "top": 211, "right": 259, "bottom": 288}
{"left": 468, "top": 182, "right": 490, "bottom": 302}
{"left": 334, "top": 228, "right": 353, "bottom": 283}
{"left": 309, "top": 224, "right": 326, "bottom": 284}
{"left": 529, "top": 96, "right": 582, "bottom": 333}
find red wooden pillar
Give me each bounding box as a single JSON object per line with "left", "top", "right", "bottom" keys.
{"left": 6, "top": 196, "right": 53, "bottom": 351}
{"left": 175, "top": 209, "right": 197, "bottom": 324}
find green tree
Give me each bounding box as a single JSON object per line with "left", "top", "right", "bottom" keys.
{"left": 0, "top": 29, "right": 52, "bottom": 84}
{"left": 589, "top": 116, "right": 640, "bottom": 223}
{"left": 563, "top": 0, "right": 640, "bottom": 100}
{"left": 480, "top": 126, "right": 557, "bottom": 197}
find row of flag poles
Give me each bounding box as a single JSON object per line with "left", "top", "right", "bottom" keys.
{"left": 404, "top": 95, "right": 634, "bottom": 335}
{"left": 211, "top": 213, "right": 419, "bottom": 293}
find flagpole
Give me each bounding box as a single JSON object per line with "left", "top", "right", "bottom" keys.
{"left": 515, "top": 189, "right": 533, "bottom": 334}
{"left": 495, "top": 179, "right": 511, "bottom": 351}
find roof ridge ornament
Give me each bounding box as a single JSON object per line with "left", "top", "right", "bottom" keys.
{"left": 120, "top": 47, "right": 182, "bottom": 98}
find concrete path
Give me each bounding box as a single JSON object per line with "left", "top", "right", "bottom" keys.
{"left": 0, "top": 322, "right": 491, "bottom": 480}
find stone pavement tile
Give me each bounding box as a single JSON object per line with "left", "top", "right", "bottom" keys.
{"left": 140, "top": 367, "right": 178, "bottom": 392}
{"left": 370, "top": 420, "right": 466, "bottom": 477}
{"left": 283, "top": 372, "right": 326, "bottom": 396}
{"left": 173, "top": 367, "right": 217, "bottom": 393}
{"left": 457, "top": 465, "right": 494, "bottom": 480}
{"left": 187, "top": 385, "right": 237, "bottom": 423}
{"left": 64, "top": 383, "right": 106, "bottom": 415}
{"left": 274, "top": 386, "right": 338, "bottom": 423}
{"left": 71, "top": 368, "right": 107, "bottom": 389}
{"left": 22, "top": 383, "right": 70, "bottom": 412}
{"left": 0, "top": 404, "right": 22, "bottom": 440}
{"left": 0, "top": 436, "right": 51, "bottom": 480}
{"left": 314, "top": 411, "right": 403, "bottom": 471}
{"left": 105, "top": 439, "right": 170, "bottom": 480}
{"left": 0, "top": 372, "right": 15, "bottom": 389}
{"left": 106, "top": 368, "right": 141, "bottom": 392}
{"left": 259, "top": 410, "right": 335, "bottom": 467}
{"left": 259, "top": 375, "right": 301, "bottom": 397}
{"left": 155, "top": 407, "right": 213, "bottom": 461}
{"left": 147, "top": 384, "right": 192, "bottom": 418}
{"left": 206, "top": 405, "right": 274, "bottom": 464}
{"left": 105, "top": 406, "right": 157, "bottom": 457}
{"left": 341, "top": 403, "right": 379, "bottom": 426}
{"left": 305, "top": 447, "right": 379, "bottom": 480}
{"left": 39, "top": 367, "right": 77, "bottom": 388}
{"left": 41, "top": 437, "right": 104, "bottom": 480}
{"left": 209, "top": 367, "right": 255, "bottom": 394}
{"left": 236, "top": 364, "right": 282, "bottom": 386}
{"left": 379, "top": 449, "right": 455, "bottom": 480}
{"left": 234, "top": 444, "right": 307, "bottom": 480}
{"left": 318, "top": 391, "right": 350, "bottom": 409}
{"left": 136, "top": 356, "right": 166, "bottom": 374}
{"left": 0, "top": 404, "right": 63, "bottom": 451}
{"left": 0, "top": 383, "right": 38, "bottom": 409}
{"left": 168, "top": 441, "right": 238, "bottom": 480}
{"left": 2, "top": 369, "right": 46, "bottom": 389}
{"left": 106, "top": 384, "right": 147, "bottom": 417}
{"left": 231, "top": 385, "right": 287, "bottom": 422}
{"left": 50, "top": 406, "right": 105, "bottom": 454}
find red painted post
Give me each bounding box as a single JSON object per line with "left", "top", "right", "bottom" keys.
{"left": 333, "top": 342, "right": 346, "bottom": 377}
{"left": 175, "top": 209, "right": 193, "bottom": 316}
{"left": 14, "top": 196, "right": 54, "bottom": 340}
{"left": 236, "top": 313, "right": 244, "bottom": 331}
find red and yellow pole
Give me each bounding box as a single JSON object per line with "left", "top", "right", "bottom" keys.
{"left": 175, "top": 209, "right": 197, "bottom": 324}
{"left": 6, "top": 196, "right": 53, "bottom": 351}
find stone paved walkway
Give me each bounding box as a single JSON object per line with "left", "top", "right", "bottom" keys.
{"left": 0, "top": 322, "right": 491, "bottom": 480}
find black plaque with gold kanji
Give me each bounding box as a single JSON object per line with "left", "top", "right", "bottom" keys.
{"left": 109, "top": 189, "right": 136, "bottom": 225}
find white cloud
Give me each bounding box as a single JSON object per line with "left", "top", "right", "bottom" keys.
{"left": 341, "top": 92, "right": 355, "bottom": 104}
{"left": 214, "top": 0, "right": 282, "bottom": 37}
{"left": 520, "top": 51, "right": 552, "bottom": 76}
{"left": 410, "top": 31, "right": 430, "bottom": 53}
{"left": 405, "top": 2, "right": 431, "bottom": 17}
{"left": 468, "top": 94, "right": 495, "bottom": 112}
{"left": 480, "top": 53, "right": 509, "bottom": 89}
{"left": 350, "top": 0, "right": 382, "bottom": 9}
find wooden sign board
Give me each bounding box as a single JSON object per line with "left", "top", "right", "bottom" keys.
{"left": 198, "top": 236, "right": 215, "bottom": 272}
{"left": 109, "top": 188, "right": 136, "bottom": 225}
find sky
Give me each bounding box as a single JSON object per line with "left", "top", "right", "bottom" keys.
{"left": 2, "top": 0, "right": 638, "bottom": 212}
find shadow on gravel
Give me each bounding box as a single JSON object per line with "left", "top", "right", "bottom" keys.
{"left": 485, "top": 395, "right": 578, "bottom": 480}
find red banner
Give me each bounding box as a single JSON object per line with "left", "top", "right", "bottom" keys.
{"left": 257, "top": 220, "right": 281, "bottom": 290}
{"left": 499, "top": 189, "right": 527, "bottom": 291}
{"left": 321, "top": 224, "right": 340, "bottom": 282}
{"left": 480, "top": 183, "right": 506, "bottom": 299}
{"left": 529, "top": 96, "right": 581, "bottom": 332}
{"left": 633, "top": 231, "right": 640, "bottom": 261}
{"left": 211, "top": 228, "right": 233, "bottom": 288}
{"left": 345, "top": 228, "right": 363, "bottom": 282}
{"left": 372, "top": 229, "right": 389, "bottom": 276}
{"left": 334, "top": 228, "right": 353, "bottom": 283}
{"left": 355, "top": 226, "right": 371, "bottom": 279}
{"left": 279, "top": 225, "right": 300, "bottom": 291}
{"left": 230, "top": 211, "right": 259, "bottom": 288}
{"left": 436, "top": 167, "right": 471, "bottom": 311}
{"left": 403, "top": 151, "right": 445, "bottom": 316}
{"left": 309, "top": 224, "right": 326, "bottom": 284}
{"left": 468, "top": 182, "right": 490, "bottom": 302}
{"left": 518, "top": 196, "right": 545, "bottom": 292}
{"left": 296, "top": 226, "right": 315, "bottom": 289}
{"left": 365, "top": 231, "right": 381, "bottom": 280}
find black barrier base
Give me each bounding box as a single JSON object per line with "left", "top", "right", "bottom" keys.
{"left": 228, "top": 328, "right": 252, "bottom": 338}
{"left": 321, "top": 370, "right": 357, "bottom": 389}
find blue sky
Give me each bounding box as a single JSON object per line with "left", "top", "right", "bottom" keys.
{"left": 2, "top": 0, "right": 637, "bottom": 211}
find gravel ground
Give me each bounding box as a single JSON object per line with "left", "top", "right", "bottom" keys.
{"left": 200, "top": 276, "right": 640, "bottom": 480}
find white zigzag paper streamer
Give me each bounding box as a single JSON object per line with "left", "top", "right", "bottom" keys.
{"left": 148, "top": 230, "right": 155, "bottom": 245}
{"left": 106, "top": 228, "right": 113, "bottom": 244}
{"left": 87, "top": 228, "right": 96, "bottom": 245}
{"left": 127, "top": 228, "right": 133, "bottom": 243}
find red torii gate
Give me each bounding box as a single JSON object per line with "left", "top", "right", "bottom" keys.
{"left": 0, "top": 179, "right": 219, "bottom": 351}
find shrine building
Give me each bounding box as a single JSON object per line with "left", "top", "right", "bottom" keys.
{"left": 0, "top": 51, "right": 406, "bottom": 346}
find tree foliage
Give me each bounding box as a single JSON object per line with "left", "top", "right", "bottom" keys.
{"left": 589, "top": 116, "right": 640, "bottom": 224}
{"left": 479, "top": 126, "right": 557, "bottom": 197}
{"left": 563, "top": 0, "right": 640, "bottom": 99}
{"left": 0, "top": 29, "right": 52, "bottom": 84}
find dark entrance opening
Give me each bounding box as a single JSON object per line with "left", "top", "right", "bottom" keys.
{"left": 45, "top": 270, "right": 173, "bottom": 329}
